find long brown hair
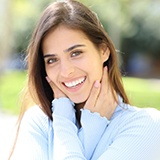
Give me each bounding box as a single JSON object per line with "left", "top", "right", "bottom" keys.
{"left": 9, "top": 0, "right": 129, "bottom": 158}
{"left": 26, "top": 0, "right": 129, "bottom": 120}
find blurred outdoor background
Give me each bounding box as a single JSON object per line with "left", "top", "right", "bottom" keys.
{"left": 0, "top": 0, "right": 160, "bottom": 115}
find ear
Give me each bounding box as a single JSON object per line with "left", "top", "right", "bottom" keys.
{"left": 99, "top": 44, "right": 110, "bottom": 63}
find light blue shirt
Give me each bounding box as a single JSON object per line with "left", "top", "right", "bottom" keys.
{"left": 11, "top": 96, "right": 160, "bottom": 160}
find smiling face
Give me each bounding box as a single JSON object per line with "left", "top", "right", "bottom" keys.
{"left": 42, "top": 25, "right": 109, "bottom": 103}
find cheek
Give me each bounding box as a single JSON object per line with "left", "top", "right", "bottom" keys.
{"left": 46, "top": 67, "right": 57, "bottom": 83}
{"left": 91, "top": 69, "right": 103, "bottom": 83}
{"left": 88, "top": 61, "right": 103, "bottom": 80}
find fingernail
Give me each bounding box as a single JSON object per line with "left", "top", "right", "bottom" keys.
{"left": 94, "top": 80, "right": 100, "bottom": 88}
{"left": 46, "top": 76, "right": 51, "bottom": 83}
{"left": 104, "top": 66, "right": 108, "bottom": 71}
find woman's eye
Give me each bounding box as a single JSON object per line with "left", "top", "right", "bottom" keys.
{"left": 71, "top": 51, "right": 82, "bottom": 57}
{"left": 46, "top": 58, "right": 58, "bottom": 64}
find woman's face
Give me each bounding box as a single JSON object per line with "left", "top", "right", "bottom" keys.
{"left": 42, "top": 25, "right": 109, "bottom": 103}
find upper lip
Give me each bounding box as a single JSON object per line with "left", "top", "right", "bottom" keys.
{"left": 62, "top": 76, "right": 86, "bottom": 88}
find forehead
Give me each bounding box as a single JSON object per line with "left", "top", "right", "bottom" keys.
{"left": 45, "top": 25, "right": 88, "bottom": 41}
{"left": 42, "top": 25, "right": 92, "bottom": 53}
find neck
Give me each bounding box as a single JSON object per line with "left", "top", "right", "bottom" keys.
{"left": 75, "top": 102, "right": 85, "bottom": 127}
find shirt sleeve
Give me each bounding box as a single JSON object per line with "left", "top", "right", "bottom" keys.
{"left": 11, "top": 106, "right": 49, "bottom": 160}
{"left": 52, "top": 98, "right": 110, "bottom": 160}
{"left": 52, "top": 97, "right": 86, "bottom": 160}
{"left": 78, "top": 109, "right": 110, "bottom": 159}
{"left": 95, "top": 108, "right": 160, "bottom": 160}
{"left": 52, "top": 98, "right": 160, "bottom": 160}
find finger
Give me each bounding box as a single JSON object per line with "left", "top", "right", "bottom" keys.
{"left": 95, "top": 67, "right": 109, "bottom": 107}
{"left": 101, "top": 66, "right": 109, "bottom": 93}
{"left": 95, "top": 67, "right": 117, "bottom": 118}
{"left": 46, "top": 76, "right": 56, "bottom": 90}
{"left": 84, "top": 80, "right": 101, "bottom": 111}
{"left": 46, "top": 76, "right": 66, "bottom": 98}
{"left": 101, "top": 66, "right": 117, "bottom": 102}
{"left": 46, "top": 76, "right": 51, "bottom": 83}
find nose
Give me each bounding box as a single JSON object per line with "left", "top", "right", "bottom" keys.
{"left": 60, "top": 59, "right": 75, "bottom": 78}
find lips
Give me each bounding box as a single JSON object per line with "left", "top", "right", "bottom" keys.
{"left": 63, "top": 77, "right": 86, "bottom": 88}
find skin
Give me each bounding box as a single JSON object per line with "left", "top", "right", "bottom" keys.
{"left": 43, "top": 25, "right": 117, "bottom": 120}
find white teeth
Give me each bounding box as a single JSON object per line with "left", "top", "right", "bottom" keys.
{"left": 64, "top": 77, "right": 85, "bottom": 88}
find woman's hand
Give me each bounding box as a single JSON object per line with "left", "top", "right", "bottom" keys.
{"left": 84, "top": 66, "right": 117, "bottom": 120}
{"left": 46, "top": 76, "right": 66, "bottom": 99}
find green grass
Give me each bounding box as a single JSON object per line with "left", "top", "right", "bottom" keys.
{"left": 0, "top": 71, "right": 27, "bottom": 114}
{"left": 122, "top": 77, "right": 160, "bottom": 110}
{"left": 0, "top": 71, "right": 160, "bottom": 115}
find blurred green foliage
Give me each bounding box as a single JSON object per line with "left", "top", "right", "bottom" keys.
{"left": 11, "top": 0, "right": 52, "bottom": 53}
{"left": 1, "top": 0, "right": 160, "bottom": 77}
{"left": 0, "top": 71, "right": 159, "bottom": 115}
{"left": 2, "top": 0, "right": 160, "bottom": 55}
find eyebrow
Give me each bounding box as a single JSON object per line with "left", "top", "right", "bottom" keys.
{"left": 63, "top": 44, "right": 85, "bottom": 53}
{"left": 43, "top": 44, "right": 85, "bottom": 58}
{"left": 43, "top": 54, "right": 56, "bottom": 59}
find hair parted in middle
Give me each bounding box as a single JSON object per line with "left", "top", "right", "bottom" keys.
{"left": 25, "top": 0, "right": 129, "bottom": 120}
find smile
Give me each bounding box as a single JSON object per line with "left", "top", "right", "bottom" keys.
{"left": 63, "top": 77, "right": 86, "bottom": 88}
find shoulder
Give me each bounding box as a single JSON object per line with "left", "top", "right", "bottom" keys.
{"left": 135, "top": 107, "right": 160, "bottom": 131}
{"left": 117, "top": 104, "right": 160, "bottom": 138}
{"left": 114, "top": 97, "right": 160, "bottom": 128}
{"left": 127, "top": 106, "right": 160, "bottom": 126}
{"left": 112, "top": 97, "right": 160, "bottom": 137}
{"left": 121, "top": 107, "right": 160, "bottom": 158}
{"left": 97, "top": 106, "right": 160, "bottom": 159}
{"left": 20, "top": 106, "right": 51, "bottom": 134}
{"left": 137, "top": 107, "right": 160, "bottom": 122}
{"left": 23, "top": 105, "right": 49, "bottom": 122}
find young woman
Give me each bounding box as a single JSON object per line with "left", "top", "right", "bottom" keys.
{"left": 9, "top": 0, "right": 160, "bottom": 159}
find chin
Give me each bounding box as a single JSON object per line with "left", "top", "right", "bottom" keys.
{"left": 69, "top": 95, "right": 88, "bottom": 104}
